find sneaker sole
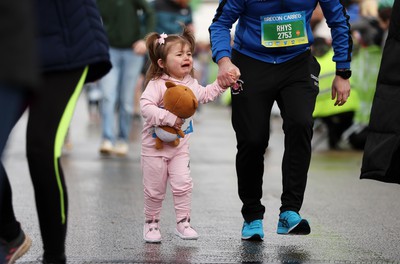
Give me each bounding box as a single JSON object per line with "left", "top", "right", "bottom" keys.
{"left": 174, "top": 229, "right": 199, "bottom": 240}
{"left": 289, "top": 219, "right": 311, "bottom": 235}
{"left": 113, "top": 151, "right": 128, "bottom": 157}
{"left": 99, "top": 149, "right": 113, "bottom": 155}
{"left": 144, "top": 238, "right": 161, "bottom": 243}
{"left": 241, "top": 234, "right": 264, "bottom": 241}
{"left": 143, "top": 234, "right": 161, "bottom": 243}
{"left": 277, "top": 219, "right": 311, "bottom": 235}
{"left": 8, "top": 235, "right": 32, "bottom": 264}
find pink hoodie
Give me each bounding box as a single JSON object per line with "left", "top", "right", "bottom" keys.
{"left": 140, "top": 74, "right": 226, "bottom": 157}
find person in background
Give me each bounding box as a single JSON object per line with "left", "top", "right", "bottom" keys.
{"left": 337, "top": 0, "right": 394, "bottom": 150}
{"left": 154, "top": 0, "right": 194, "bottom": 34}
{"left": 377, "top": 0, "right": 395, "bottom": 47}
{"left": 340, "top": 8, "right": 385, "bottom": 150}
{"left": 360, "top": 0, "right": 400, "bottom": 184}
{"left": 140, "top": 27, "right": 228, "bottom": 243}
{"left": 0, "top": 0, "right": 112, "bottom": 263}
{"left": 209, "top": 0, "right": 352, "bottom": 240}
{"left": 344, "top": 0, "right": 362, "bottom": 24}
{"left": 97, "top": 0, "right": 155, "bottom": 156}
{"left": 312, "top": 37, "right": 360, "bottom": 150}
{"left": 0, "top": 1, "right": 38, "bottom": 156}
{"left": 85, "top": 82, "right": 103, "bottom": 125}
{"left": 0, "top": 1, "right": 39, "bottom": 262}
{"left": 310, "top": 3, "right": 358, "bottom": 150}
{"left": 360, "top": 0, "right": 379, "bottom": 17}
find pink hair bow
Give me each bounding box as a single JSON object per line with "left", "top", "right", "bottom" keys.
{"left": 158, "top": 33, "right": 168, "bottom": 45}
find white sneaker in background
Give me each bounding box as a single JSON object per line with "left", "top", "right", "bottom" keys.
{"left": 99, "top": 140, "right": 113, "bottom": 155}
{"left": 113, "top": 141, "right": 128, "bottom": 156}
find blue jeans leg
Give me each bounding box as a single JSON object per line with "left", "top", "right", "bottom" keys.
{"left": 0, "top": 84, "right": 27, "bottom": 226}
{"left": 0, "top": 84, "right": 27, "bottom": 156}
{"left": 118, "top": 49, "right": 144, "bottom": 142}
{"left": 100, "top": 48, "right": 144, "bottom": 143}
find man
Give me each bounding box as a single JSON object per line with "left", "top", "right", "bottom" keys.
{"left": 209, "top": 0, "right": 352, "bottom": 240}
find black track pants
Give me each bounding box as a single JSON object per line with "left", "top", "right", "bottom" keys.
{"left": 231, "top": 50, "right": 320, "bottom": 222}
{"left": 0, "top": 67, "right": 87, "bottom": 259}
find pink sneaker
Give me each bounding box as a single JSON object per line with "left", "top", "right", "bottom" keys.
{"left": 175, "top": 215, "right": 199, "bottom": 240}
{"left": 143, "top": 218, "right": 161, "bottom": 243}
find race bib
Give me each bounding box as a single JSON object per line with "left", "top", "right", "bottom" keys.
{"left": 261, "top": 11, "right": 308, "bottom": 48}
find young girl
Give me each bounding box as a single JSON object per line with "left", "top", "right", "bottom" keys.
{"left": 140, "top": 27, "right": 230, "bottom": 243}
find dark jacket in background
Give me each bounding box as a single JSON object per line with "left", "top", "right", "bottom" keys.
{"left": 97, "top": 0, "right": 156, "bottom": 48}
{"left": 360, "top": 0, "right": 400, "bottom": 184}
{"left": 36, "top": 0, "right": 112, "bottom": 83}
{"left": 0, "top": 0, "right": 39, "bottom": 89}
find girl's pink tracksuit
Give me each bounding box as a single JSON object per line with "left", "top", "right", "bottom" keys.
{"left": 140, "top": 74, "right": 225, "bottom": 222}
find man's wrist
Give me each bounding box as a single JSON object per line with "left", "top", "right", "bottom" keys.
{"left": 336, "top": 69, "right": 352, "bottom": 79}
{"left": 218, "top": 57, "right": 231, "bottom": 66}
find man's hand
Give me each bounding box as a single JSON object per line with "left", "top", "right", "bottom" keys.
{"left": 331, "top": 76, "right": 351, "bottom": 106}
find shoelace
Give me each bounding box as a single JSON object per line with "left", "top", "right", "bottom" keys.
{"left": 279, "top": 212, "right": 299, "bottom": 227}
{"left": 246, "top": 220, "right": 262, "bottom": 229}
{"left": 281, "top": 211, "right": 298, "bottom": 220}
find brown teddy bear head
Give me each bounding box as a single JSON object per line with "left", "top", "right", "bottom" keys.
{"left": 163, "top": 81, "right": 198, "bottom": 118}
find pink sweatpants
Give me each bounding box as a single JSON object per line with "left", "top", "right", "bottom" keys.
{"left": 141, "top": 152, "right": 193, "bottom": 223}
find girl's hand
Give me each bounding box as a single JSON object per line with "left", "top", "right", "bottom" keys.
{"left": 173, "top": 117, "right": 184, "bottom": 130}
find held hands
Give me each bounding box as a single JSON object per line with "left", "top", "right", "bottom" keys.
{"left": 331, "top": 76, "right": 350, "bottom": 106}
{"left": 217, "top": 57, "right": 241, "bottom": 89}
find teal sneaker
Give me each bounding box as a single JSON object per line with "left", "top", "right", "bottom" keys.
{"left": 241, "top": 219, "right": 264, "bottom": 241}
{"left": 277, "top": 211, "right": 311, "bottom": 235}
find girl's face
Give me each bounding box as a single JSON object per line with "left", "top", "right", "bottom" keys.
{"left": 160, "top": 43, "right": 193, "bottom": 80}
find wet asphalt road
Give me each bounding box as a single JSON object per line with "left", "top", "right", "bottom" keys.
{"left": 3, "top": 95, "right": 400, "bottom": 263}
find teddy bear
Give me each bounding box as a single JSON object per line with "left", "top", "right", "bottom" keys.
{"left": 154, "top": 81, "right": 198, "bottom": 149}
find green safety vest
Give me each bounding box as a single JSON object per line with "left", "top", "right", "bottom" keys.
{"left": 313, "top": 48, "right": 360, "bottom": 118}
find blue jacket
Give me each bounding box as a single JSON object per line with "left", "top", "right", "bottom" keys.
{"left": 209, "top": 0, "right": 352, "bottom": 69}
{"left": 35, "top": 0, "right": 112, "bottom": 82}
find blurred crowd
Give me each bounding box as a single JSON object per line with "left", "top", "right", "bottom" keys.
{"left": 70, "top": 0, "right": 213, "bottom": 157}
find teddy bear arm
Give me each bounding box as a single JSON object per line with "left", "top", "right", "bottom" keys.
{"left": 155, "top": 137, "right": 164, "bottom": 149}
{"left": 177, "top": 129, "right": 185, "bottom": 138}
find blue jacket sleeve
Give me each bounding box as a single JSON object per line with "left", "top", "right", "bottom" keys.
{"left": 319, "top": 0, "right": 353, "bottom": 69}
{"left": 208, "top": 0, "right": 244, "bottom": 63}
